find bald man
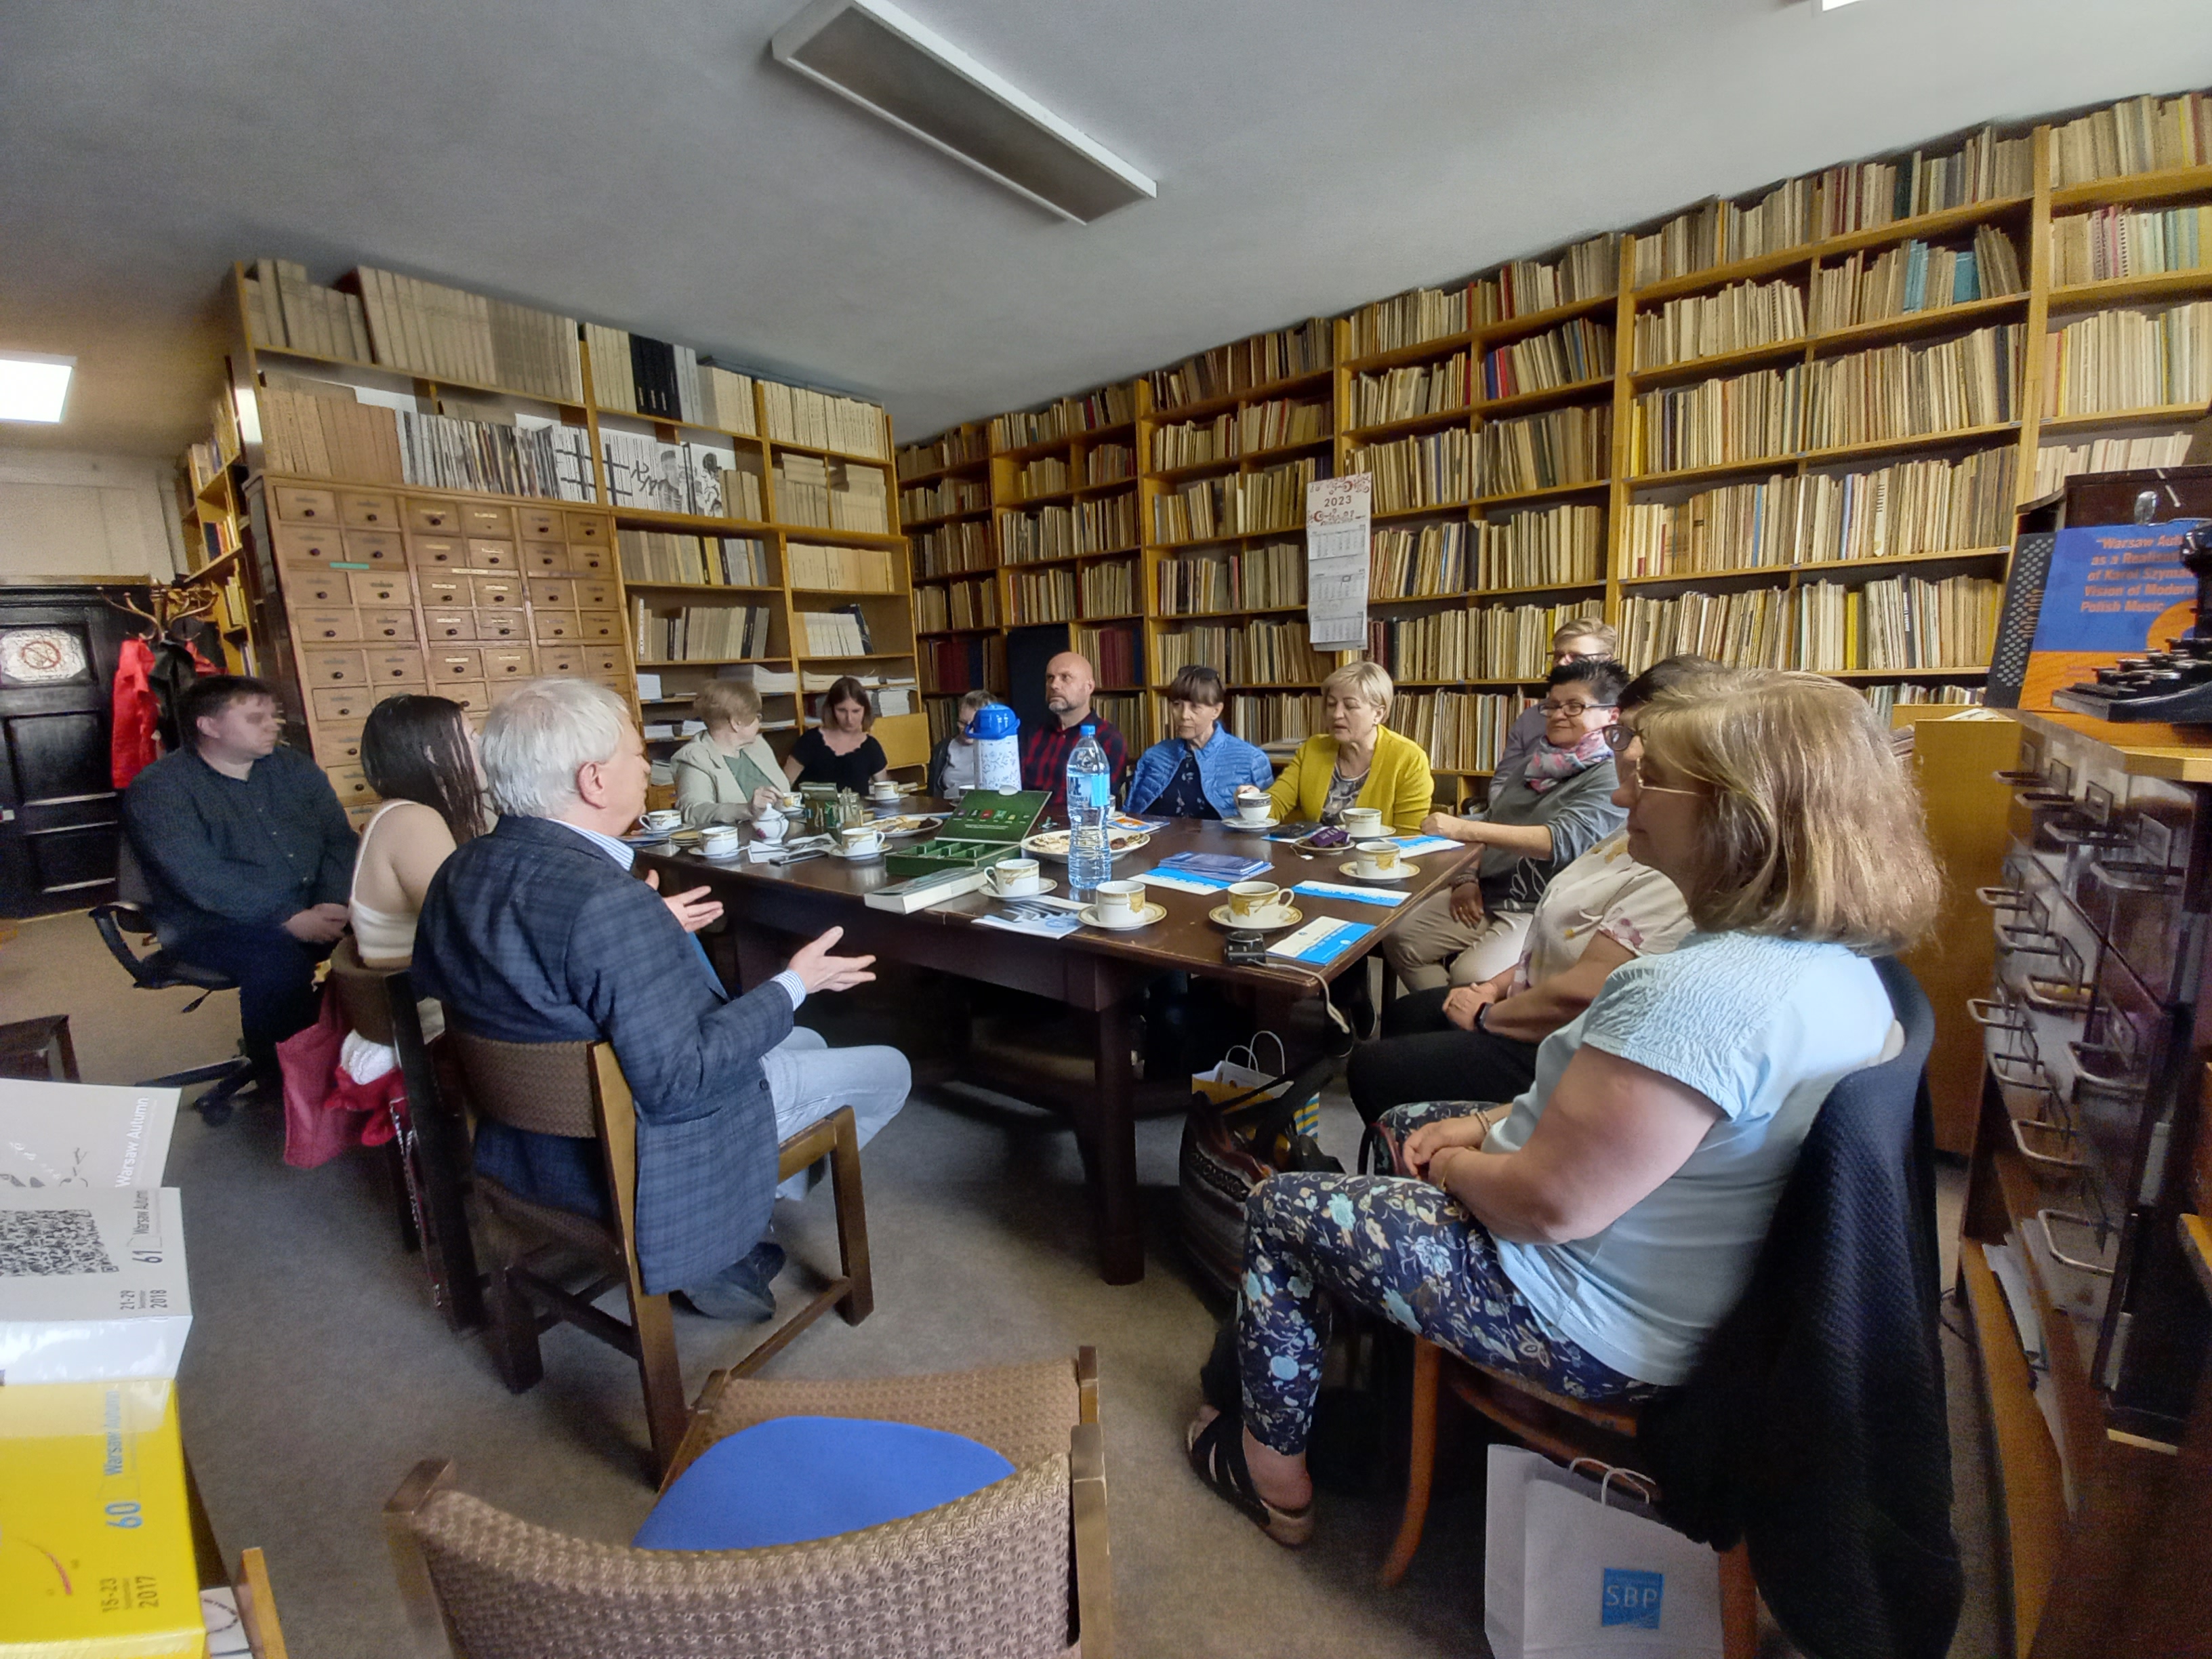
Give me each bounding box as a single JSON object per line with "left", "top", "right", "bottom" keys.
{"left": 1021, "top": 651, "right": 1130, "bottom": 822}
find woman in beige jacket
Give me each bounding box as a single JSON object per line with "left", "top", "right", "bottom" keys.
{"left": 671, "top": 679, "right": 787, "bottom": 827}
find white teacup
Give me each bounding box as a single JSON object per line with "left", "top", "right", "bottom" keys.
{"left": 840, "top": 826, "right": 882, "bottom": 858}
{"left": 1093, "top": 879, "right": 1145, "bottom": 922}
{"left": 1354, "top": 839, "right": 1401, "bottom": 877}
{"left": 641, "top": 809, "right": 682, "bottom": 835}
{"left": 1227, "top": 880, "right": 1284, "bottom": 922}
{"left": 752, "top": 811, "right": 789, "bottom": 844}
{"left": 1235, "top": 794, "right": 1273, "bottom": 825}
{"left": 870, "top": 781, "right": 900, "bottom": 801}
{"left": 701, "top": 825, "right": 741, "bottom": 858}
{"left": 989, "top": 857, "right": 1043, "bottom": 897}
{"left": 779, "top": 792, "right": 803, "bottom": 812}
{"left": 1342, "top": 807, "right": 1384, "bottom": 839}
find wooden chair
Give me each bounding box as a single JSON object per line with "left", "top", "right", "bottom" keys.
{"left": 445, "top": 1031, "right": 873, "bottom": 1481}
{"left": 384, "top": 1349, "right": 1109, "bottom": 1659}
{"left": 0, "top": 1012, "right": 78, "bottom": 1080}
{"left": 325, "top": 939, "right": 485, "bottom": 1331}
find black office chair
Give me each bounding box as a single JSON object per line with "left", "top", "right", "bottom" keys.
{"left": 89, "top": 840, "right": 259, "bottom": 1126}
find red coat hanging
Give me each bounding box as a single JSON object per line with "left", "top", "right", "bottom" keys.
{"left": 110, "top": 634, "right": 160, "bottom": 788}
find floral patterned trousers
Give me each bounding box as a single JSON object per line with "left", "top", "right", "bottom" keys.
{"left": 1236, "top": 1101, "right": 1651, "bottom": 1454}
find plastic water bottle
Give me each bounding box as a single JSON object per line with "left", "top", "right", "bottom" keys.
{"left": 970, "top": 702, "right": 1023, "bottom": 794}
{"left": 1066, "top": 724, "right": 1113, "bottom": 897}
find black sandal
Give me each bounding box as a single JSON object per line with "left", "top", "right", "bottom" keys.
{"left": 1185, "top": 1411, "right": 1314, "bottom": 1547}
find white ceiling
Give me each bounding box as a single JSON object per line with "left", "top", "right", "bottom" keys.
{"left": 3, "top": 0, "right": 2208, "bottom": 461}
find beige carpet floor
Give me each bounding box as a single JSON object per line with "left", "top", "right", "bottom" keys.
{"left": 2, "top": 909, "right": 1999, "bottom": 1658}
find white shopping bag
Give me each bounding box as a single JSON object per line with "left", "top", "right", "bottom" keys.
{"left": 1486, "top": 1446, "right": 1722, "bottom": 1659}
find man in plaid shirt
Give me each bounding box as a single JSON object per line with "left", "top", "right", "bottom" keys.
{"left": 1021, "top": 651, "right": 1128, "bottom": 823}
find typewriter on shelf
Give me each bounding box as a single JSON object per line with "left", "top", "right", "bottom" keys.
{"left": 2055, "top": 519, "right": 2212, "bottom": 723}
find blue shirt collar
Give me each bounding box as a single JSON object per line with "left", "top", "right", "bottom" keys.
{"left": 550, "top": 818, "right": 635, "bottom": 870}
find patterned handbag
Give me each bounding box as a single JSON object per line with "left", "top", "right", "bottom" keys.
{"left": 1177, "top": 1044, "right": 1341, "bottom": 1299}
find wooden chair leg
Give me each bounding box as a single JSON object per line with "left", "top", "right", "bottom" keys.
{"left": 828, "top": 1105, "right": 874, "bottom": 1324}
{"left": 631, "top": 1290, "right": 689, "bottom": 1482}
{"left": 1380, "top": 1338, "right": 1443, "bottom": 1586}
{"left": 486, "top": 1265, "right": 544, "bottom": 1395}
{"left": 1719, "top": 1538, "right": 1757, "bottom": 1659}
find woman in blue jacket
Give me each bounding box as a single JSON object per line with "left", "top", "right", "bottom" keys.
{"left": 1126, "top": 665, "right": 1275, "bottom": 819}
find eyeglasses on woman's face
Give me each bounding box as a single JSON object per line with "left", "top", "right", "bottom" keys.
{"left": 1540, "top": 698, "right": 1615, "bottom": 718}
{"left": 1602, "top": 722, "right": 1640, "bottom": 753}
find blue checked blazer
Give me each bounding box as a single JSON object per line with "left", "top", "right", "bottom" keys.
{"left": 412, "top": 814, "right": 792, "bottom": 1294}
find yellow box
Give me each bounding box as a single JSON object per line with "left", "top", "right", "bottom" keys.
{"left": 0, "top": 1380, "right": 203, "bottom": 1658}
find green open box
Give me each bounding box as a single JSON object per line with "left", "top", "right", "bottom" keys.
{"left": 884, "top": 790, "right": 1049, "bottom": 877}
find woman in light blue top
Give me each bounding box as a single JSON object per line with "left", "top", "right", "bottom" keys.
{"left": 1123, "top": 665, "right": 1273, "bottom": 820}
{"left": 1184, "top": 669, "right": 1942, "bottom": 1545}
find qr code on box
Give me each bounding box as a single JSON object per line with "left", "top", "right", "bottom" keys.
{"left": 0, "top": 1208, "right": 119, "bottom": 1275}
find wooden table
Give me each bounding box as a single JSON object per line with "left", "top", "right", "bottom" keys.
{"left": 639, "top": 816, "right": 1475, "bottom": 1284}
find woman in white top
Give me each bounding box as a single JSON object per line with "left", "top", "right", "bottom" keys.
{"left": 350, "top": 695, "right": 489, "bottom": 970}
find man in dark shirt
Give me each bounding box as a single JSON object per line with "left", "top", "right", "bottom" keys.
{"left": 1020, "top": 651, "right": 1128, "bottom": 823}
{"left": 122, "top": 676, "right": 357, "bottom": 1090}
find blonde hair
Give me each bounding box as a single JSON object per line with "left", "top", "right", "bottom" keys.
{"left": 1322, "top": 660, "right": 1394, "bottom": 718}
{"left": 1554, "top": 616, "right": 1617, "bottom": 653}
{"left": 693, "top": 678, "right": 763, "bottom": 730}
{"left": 1635, "top": 669, "right": 1938, "bottom": 954}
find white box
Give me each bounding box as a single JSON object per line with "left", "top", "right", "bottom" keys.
{"left": 0, "top": 1187, "right": 192, "bottom": 1382}
{"left": 0, "top": 1079, "right": 179, "bottom": 1191}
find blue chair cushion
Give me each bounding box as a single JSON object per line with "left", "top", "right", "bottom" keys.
{"left": 632, "top": 1416, "right": 1017, "bottom": 1551}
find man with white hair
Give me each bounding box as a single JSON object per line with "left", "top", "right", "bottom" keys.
{"left": 413, "top": 678, "right": 909, "bottom": 1323}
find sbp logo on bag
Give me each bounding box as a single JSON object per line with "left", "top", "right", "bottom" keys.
{"left": 1600, "top": 1567, "right": 1664, "bottom": 1630}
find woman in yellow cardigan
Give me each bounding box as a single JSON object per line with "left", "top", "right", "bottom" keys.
{"left": 1269, "top": 661, "right": 1432, "bottom": 834}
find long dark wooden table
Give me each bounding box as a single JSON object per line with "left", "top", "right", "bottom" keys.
{"left": 638, "top": 813, "right": 1475, "bottom": 1284}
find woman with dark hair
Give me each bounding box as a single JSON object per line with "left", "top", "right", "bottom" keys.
{"left": 783, "top": 674, "right": 888, "bottom": 792}
{"left": 1124, "top": 665, "right": 1273, "bottom": 819}
{"left": 349, "top": 693, "right": 487, "bottom": 970}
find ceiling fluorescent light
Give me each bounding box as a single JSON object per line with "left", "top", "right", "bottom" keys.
{"left": 0, "top": 353, "right": 73, "bottom": 424}
{"left": 1819, "top": 0, "right": 1868, "bottom": 8}
{"left": 771, "top": 0, "right": 1156, "bottom": 223}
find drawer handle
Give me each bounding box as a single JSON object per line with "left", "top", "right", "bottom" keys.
{"left": 2011, "top": 1117, "right": 2085, "bottom": 1170}
{"left": 2036, "top": 1209, "right": 2116, "bottom": 1276}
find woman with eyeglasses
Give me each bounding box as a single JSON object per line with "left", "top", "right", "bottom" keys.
{"left": 1380, "top": 658, "right": 1634, "bottom": 995}
{"left": 1187, "top": 668, "right": 1939, "bottom": 1546}
{"left": 1349, "top": 657, "right": 1714, "bottom": 1125}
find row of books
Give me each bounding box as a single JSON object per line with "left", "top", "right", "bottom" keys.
{"left": 633, "top": 600, "right": 778, "bottom": 663}
{"left": 1863, "top": 681, "right": 1984, "bottom": 721}
{"left": 260, "top": 383, "right": 404, "bottom": 487}
{"left": 1619, "top": 586, "right": 1793, "bottom": 670}
{"left": 990, "top": 384, "right": 1137, "bottom": 449}
{"left": 761, "top": 382, "right": 888, "bottom": 458}
{"left": 400, "top": 409, "right": 592, "bottom": 501}
{"left": 1369, "top": 600, "right": 1591, "bottom": 682}
{"left": 896, "top": 425, "right": 989, "bottom": 480}
{"left": 901, "top": 476, "right": 989, "bottom": 522}
{"left": 914, "top": 578, "right": 1000, "bottom": 633}
{"left": 1481, "top": 317, "right": 1614, "bottom": 398}
{"left": 2032, "top": 432, "right": 2194, "bottom": 496}
{"left": 1474, "top": 504, "right": 1607, "bottom": 590}
{"left": 1350, "top": 352, "right": 1473, "bottom": 428}
{"left": 616, "top": 531, "right": 772, "bottom": 587}
{"left": 775, "top": 454, "right": 890, "bottom": 534}
{"left": 1632, "top": 178, "right": 1815, "bottom": 288}
{"left": 1390, "top": 689, "right": 1526, "bottom": 775}
{"left": 245, "top": 261, "right": 368, "bottom": 363}
{"left": 1473, "top": 234, "right": 1620, "bottom": 321}
{"left": 1620, "top": 449, "right": 2017, "bottom": 576}
{"left": 582, "top": 325, "right": 736, "bottom": 429}
{"left": 798, "top": 605, "right": 876, "bottom": 656}
{"left": 1153, "top": 412, "right": 1235, "bottom": 470}
{"left": 1073, "top": 623, "right": 1143, "bottom": 688}
{"left": 1480, "top": 405, "right": 1612, "bottom": 495}
{"left": 1151, "top": 459, "right": 1318, "bottom": 543}
{"left": 1349, "top": 285, "right": 1471, "bottom": 359}
{"left": 1618, "top": 573, "right": 1999, "bottom": 671}
{"left": 1634, "top": 277, "right": 1806, "bottom": 371}
{"left": 1015, "top": 455, "right": 1071, "bottom": 498}
{"left": 1088, "top": 443, "right": 1137, "bottom": 485}
{"left": 1145, "top": 321, "right": 1333, "bottom": 411}
{"left": 1240, "top": 398, "right": 1330, "bottom": 453}
{"left": 1809, "top": 228, "right": 2025, "bottom": 330}
{"left": 1352, "top": 428, "right": 1473, "bottom": 513}
{"left": 2041, "top": 300, "right": 2212, "bottom": 417}
{"left": 1152, "top": 617, "right": 1332, "bottom": 689}
{"left": 787, "top": 541, "right": 901, "bottom": 592}
{"left": 2047, "top": 89, "right": 2212, "bottom": 188}
{"left": 1155, "top": 541, "right": 1307, "bottom": 615}
{"left": 2051, "top": 203, "right": 2212, "bottom": 287}
{"left": 1370, "top": 521, "right": 1475, "bottom": 600}
{"left": 1081, "top": 558, "right": 1138, "bottom": 616}
{"left": 919, "top": 634, "right": 1005, "bottom": 697}
{"left": 1010, "top": 567, "right": 1078, "bottom": 624}
{"left": 999, "top": 505, "right": 1075, "bottom": 563}
{"left": 914, "top": 520, "right": 994, "bottom": 577}
{"left": 1228, "top": 692, "right": 1324, "bottom": 747}
{"left": 1094, "top": 693, "right": 1145, "bottom": 737}
{"left": 353, "top": 264, "right": 585, "bottom": 403}
{"left": 600, "top": 430, "right": 763, "bottom": 520}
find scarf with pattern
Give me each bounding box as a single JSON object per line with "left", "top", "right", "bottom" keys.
{"left": 1521, "top": 724, "right": 1613, "bottom": 793}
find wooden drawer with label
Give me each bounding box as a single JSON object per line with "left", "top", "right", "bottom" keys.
{"left": 566, "top": 543, "right": 612, "bottom": 577}
{"left": 471, "top": 573, "right": 524, "bottom": 609}
{"left": 273, "top": 523, "right": 346, "bottom": 569}
{"left": 358, "top": 609, "right": 415, "bottom": 643}
{"left": 428, "top": 648, "right": 484, "bottom": 684}
{"left": 422, "top": 609, "right": 474, "bottom": 642}
{"left": 348, "top": 571, "right": 409, "bottom": 608}
{"left": 339, "top": 491, "right": 401, "bottom": 529}
{"left": 408, "top": 534, "right": 470, "bottom": 571}
{"left": 528, "top": 577, "right": 578, "bottom": 610}
{"left": 537, "top": 643, "right": 586, "bottom": 676}
{"left": 406, "top": 497, "right": 462, "bottom": 533}
{"left": 293, "top": 608, "right": 358, "bottom": 644}
{"left": 521, "top": 541, "right": 570, "bottom": 575}
{"left": 287, "top": 571, "right": 352, "bottom": 606}
{"left": 324, "top": 766, "right": 377, "bottom": 811}
{"left": 575, "top": 580, "right": 619, "bottom": 610}
{"left": 577, "top": 611, "right": 623, "bottom": 643}
{"left": 317, "top": 724, "right": 367, "bottom": 767}
{"left": 519, "top": 507, "right": 565, "bottom": 540}
{"left": 462, "top": 504, "right": 515, "bottom": 539}
{"left": 417, "top": 575, "right": 468, "bottom": 610}
{"left": 565, "top": 512, "right": 608, "bottom": 546}
{"left": 466, "top": 537, "right": 516, "bottom": 571}
{"left": 301, "top": 647, "right": 368, "bottom": 687}
{"left": 309, "top": 685, "right": 374, "bottom": 724}
{"left": 441, "top": 681, "right": 491, "bottom": 718}
{"left": 592, "top": 672, "right": 631, "bottom": 693}
{"left": 274, "top": 485, "right": 338, "bottom": 523}
{"left": 343, "top": 530, "right": 406, "bottom": 569}
{"left": 365, "top": 649, "right": 427, "bottom": 686}
{"left": 587, "top": 649, "right": 628, "bottom": 678}
{"left": 532, "top": 610, "right": 580, "bottom": 643}
{"left": 483, "top": 645, "right": 536, "bottom": 679}
{"left": 474, "top": 608, "right": 529, "bottom": 642}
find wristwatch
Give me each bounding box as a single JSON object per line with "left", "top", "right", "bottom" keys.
{"left": 1473, "top": 1000, "right": 1492, "bottom": 1032}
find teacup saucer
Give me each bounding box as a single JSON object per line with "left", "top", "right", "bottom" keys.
{"left": 1339, "top": 859, "right": 1418, "bottom": 882}
{"left": 830, "top": 845, "right": 886, "bottom": 863}
{"left": 986, "top": 878, "right": 1057, "bottom": 899}
{"left": 1208, "top": 903, "right": 1304, "bottom": 933}
{"left": 1080, "top": 901, "right": 1167, "bottom": 931}
{"left": 1222, "top": 816, "right": 1279, "bottom": 833}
